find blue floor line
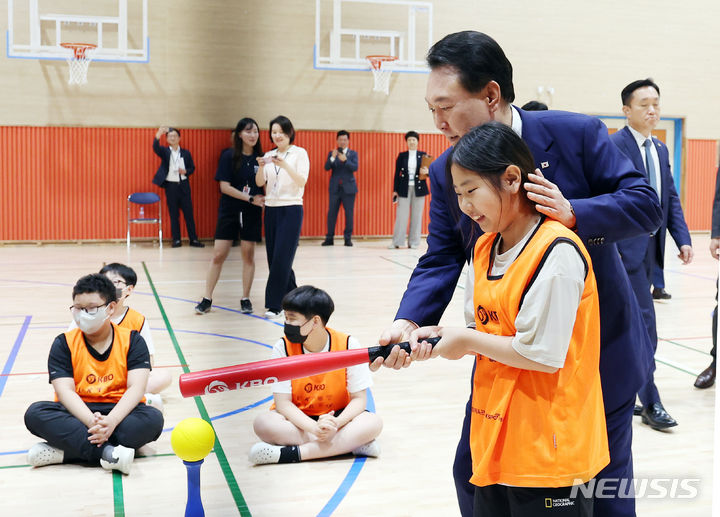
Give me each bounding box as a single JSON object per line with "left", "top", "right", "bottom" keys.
{"left": 0, "top": 316, "right": 31, "bottom": 398}
{"left": 316, "top": 390, "right": 376, "bottom": 517}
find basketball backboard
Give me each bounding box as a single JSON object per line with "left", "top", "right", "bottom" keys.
{"left": 7, "top": 0, "right": 148, "bottom": 63}
{"left": 314, "top": 0, "right": 432, "bottom": 73}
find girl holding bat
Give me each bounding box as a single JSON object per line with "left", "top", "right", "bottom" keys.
{"left": 411, "top": 123, "right": 609, "bottom": 517}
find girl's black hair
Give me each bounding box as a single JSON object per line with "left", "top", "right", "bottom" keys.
{"left": 445, "top": 121, "right": 536, "bottom": 247}
{"left": 232, "top": 118, "right": 263, "bottom": 169}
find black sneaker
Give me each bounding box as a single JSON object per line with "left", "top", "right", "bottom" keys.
{"left": 195, "top": 298, "right": 212, "bottom": 314}
{"left": 189, "top": 240, "right": 205, "bottom": 248}
{"left": 240, "top": 298, "right": 253, "bottom": 314}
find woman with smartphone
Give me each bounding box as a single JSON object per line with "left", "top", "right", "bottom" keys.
{"left": 195, "top": 118, "right": 265, "bottom": 315}
{"left": 255, "top": 115, "right": 310, "bottom": 318}
{"left": 390, "top": 131, "right": 431, "bottom": 249}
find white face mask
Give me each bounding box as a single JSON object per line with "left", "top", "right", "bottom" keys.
{"left": 74, "top": 306, "right": 110, "bottom": 334}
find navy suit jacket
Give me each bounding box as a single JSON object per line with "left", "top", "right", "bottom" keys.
{"left": 152, "top": 138, "right": 196, "bottom": 187}
{"left": 325, "top": 149, "right": 359, "bottom": 194}
{"left": 395, "top": 109, "right": 663, "bottom": 410}
{"left": 394, "top": 150, "right": 429, "bottom": 198}
{"left": 611, "top": 126, "right": 691, "bottom": 271}
{"left": 713, "top": 166, "right": 720, "bottom": 238}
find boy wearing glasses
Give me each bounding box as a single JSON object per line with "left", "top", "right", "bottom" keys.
{"left": 24, "top": 274, "right": 164, "bottom": 475}
{"left": 72, "top": 263, "right": 172, "bottom": 411}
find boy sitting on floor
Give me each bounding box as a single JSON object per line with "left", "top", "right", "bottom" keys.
{"left": 24, "top": 273, "right": 164, "bottom": 474}
{"left": 250, "top": 285, "right": 382, "bottom": 464}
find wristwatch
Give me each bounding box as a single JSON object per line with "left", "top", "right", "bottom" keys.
{"left": 249, "top": 196, "right": 255, "bottom": 204}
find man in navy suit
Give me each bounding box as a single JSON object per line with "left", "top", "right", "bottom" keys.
{"left": 322, "top": 130, "right": 359, "bottom": 246}
{"left": 372, "top": 31, "right": 661, "bottom": 517}
{"left": 696, "top": 165, "right": 720, "bottom": 389}
{"left": 611, "top": 79, "right": 692, "bottom": 429}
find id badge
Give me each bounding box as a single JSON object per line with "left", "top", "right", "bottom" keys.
{"left": 242, "top": 185, "right": 251, "bottom": 196}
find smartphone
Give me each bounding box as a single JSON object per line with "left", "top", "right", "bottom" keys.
{"left": 263, "top": 156, "right": 273, "bottom": 165}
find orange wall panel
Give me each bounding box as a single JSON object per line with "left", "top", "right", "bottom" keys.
{"left": 3, "top": 125, "right": 715, "bottom": 241}
{"left": 684, "top": 139, "right": 718, "bottom": 231}
{"left": 0, "top": 127, "right": 449, "bottom": 241}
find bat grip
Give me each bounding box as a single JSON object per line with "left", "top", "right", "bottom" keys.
{"left": 367, "top": 336, "right": 441, "bottom": 362}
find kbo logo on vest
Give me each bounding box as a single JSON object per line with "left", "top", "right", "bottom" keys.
{"left": 476, "top": 305, "right": 499, "bottom": 325}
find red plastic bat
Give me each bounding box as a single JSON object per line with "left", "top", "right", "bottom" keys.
{"left": 178, "top": 337, "right": 440, "bottom": 398}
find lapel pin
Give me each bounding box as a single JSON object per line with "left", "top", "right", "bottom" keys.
{"left": 541, "top": 161, "right": 549, "bottom": 169}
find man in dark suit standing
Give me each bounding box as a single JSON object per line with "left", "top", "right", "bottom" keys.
{"left": 611, "top": 79, "right": 692, "bottom": 428}
{"left": 322, "top": 130, "right": 359, "bottom": 247}
{"left": 695, "top": 164, "right": 720, "bottom": 388}
{"left": 152, "top": 126, "right": 204, "bottom": 248}
{"left": 372, "top": 31, "right": 661, "bottom": 517}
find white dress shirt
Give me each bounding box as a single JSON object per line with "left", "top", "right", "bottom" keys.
{"left": 628, "top": 125, "right": 661, "bottom": 197}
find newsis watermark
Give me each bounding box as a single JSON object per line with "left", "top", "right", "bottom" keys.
{"left": 569, "top": 478, "right": 700, "bottom": 499}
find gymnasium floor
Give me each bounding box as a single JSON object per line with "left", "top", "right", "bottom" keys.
{"left": 0, "top": 234, "right": 714, "bottom": 516}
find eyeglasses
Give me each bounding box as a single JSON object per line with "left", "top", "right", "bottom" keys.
{"left": 69, "top": 303, "right": 108, "bottom": 315}
{"left": 110, "top": 278, "right": 127, "bottom": 287}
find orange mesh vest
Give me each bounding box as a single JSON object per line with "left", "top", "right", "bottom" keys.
{"left": 469, "top": 219, "right": 609, "bottom": 488}
{"left": 60, "top": 324, "right": 139, "bottom": 404}
{"left": 116, "top": 307, "right": 145, "bottom": 332}
{"left": 283, "top": 328, "right": 351, "bottom": 416}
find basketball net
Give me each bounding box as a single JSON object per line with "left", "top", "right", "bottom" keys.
{"left": 367, "top": 55, "right": 398, "bottom": 95}
{"left": 61, "top": 43, "right": 96, "bottom": 85}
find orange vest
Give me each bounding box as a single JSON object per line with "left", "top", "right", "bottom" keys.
{"left": 60, "top": 324, "right": 141, "bottom": 404}
{"left": 469, "top": 219, "right": 609, "bottom": 487}
{"left": 116, "top": 307, "right": 145, "bottom": 332}
{"left": 281, "top": 328, "right": 351, "bottom": 416}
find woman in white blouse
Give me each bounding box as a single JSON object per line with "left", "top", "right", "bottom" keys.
{"left": 255, "top": 116, "right": 310, "bottom": 318}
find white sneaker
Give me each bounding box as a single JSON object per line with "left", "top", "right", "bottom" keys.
{"left": 351, "top": 440, "right": 381, "bottom": 458}
{"left": 100, "top": 445, "right": 134, "bottom": 475}
{"left": 27, "top": 442, "right": 64, "bottom": 467}
{"left": 263, "top": 309, "right": 283, "bottom": 319}
{"left": 248, "top": 442, "right": 281, "bottom": 465}
{"left": 144, "top": 392, "right": 164, "bottom": 414}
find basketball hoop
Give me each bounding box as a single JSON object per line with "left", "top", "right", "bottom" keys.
{"left": 366, "top": 55, "right": 398, "bottom": 95}
{"left": 60, "top": 43, "right": 96, "bottom": 85}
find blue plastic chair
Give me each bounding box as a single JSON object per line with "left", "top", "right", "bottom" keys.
{"left": 127, "top": 192, "right": 162, "bottom": 248}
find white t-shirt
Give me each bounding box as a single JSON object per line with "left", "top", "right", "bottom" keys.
{"left": 165, "top": 147, "right": 184, "bottom": 182}
{"left": 408, "top": 150, "right": 417, "bottom": 187}
{"left": 261, "top": 145, "right": 310, "bottom": 207}
{"left": 68, "top": 306, "right": 156, "bottom": 355}
{"left": 270, "top": 334, "right": 373, "bottom": 395}
{"left": 464, "top": 220, "right": 585, "bottom": 369}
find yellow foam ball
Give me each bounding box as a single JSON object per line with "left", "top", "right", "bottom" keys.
{"left": 171, "top": 418, "right": 216, "bottom": 462}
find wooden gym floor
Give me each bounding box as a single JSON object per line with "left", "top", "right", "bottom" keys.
{"left": 0, "top": 234, "right": 714, "bottom": 516}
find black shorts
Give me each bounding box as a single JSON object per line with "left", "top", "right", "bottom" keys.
{"left": 474, "top": 483, "right": 593, "bottom": 517}
{"left": 214, "top": 203, "right": 262, "bottom": 242}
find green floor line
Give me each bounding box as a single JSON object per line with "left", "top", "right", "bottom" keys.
{"left": 655, "top": 358, "right": 697, "bottom": 377}
{"left": 142, "top": 261, "right": 251, "bottom": 517}
{"left": 113, "top": 471, "right": 125, "bottom": 517}
{"left": 660, "top": 338, "right": 711, "bottom": 356}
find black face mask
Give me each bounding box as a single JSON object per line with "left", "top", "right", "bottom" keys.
{"left": 284, "top": 321, "right": 309, "bottom": 344}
